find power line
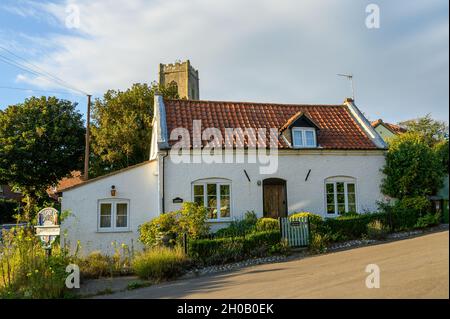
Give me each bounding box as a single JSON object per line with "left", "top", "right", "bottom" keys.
{"left": 0, "top": 85, "right": 75, "bottom": 95}
{"left": 0, "top": 47, "right": 89, "bottom": 95}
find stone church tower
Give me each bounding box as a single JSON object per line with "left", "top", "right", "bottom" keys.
{"left": 158, "top": 60, "right": 199, "bottom": 100}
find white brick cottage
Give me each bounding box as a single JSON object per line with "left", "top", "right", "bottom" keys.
{"left": 61, "top": 96, "right": 387, "bottom": 254}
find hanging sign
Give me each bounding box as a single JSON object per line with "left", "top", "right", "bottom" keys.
{"left": 35, "top": 207, "right": 60, "bottom": 249}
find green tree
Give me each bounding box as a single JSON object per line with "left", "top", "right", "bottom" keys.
{"left": 90, "top": 83, "right": 178, "bottom": 177}
{"left": 0, "top": 96, "right": 85, "bottom": 220}
{"left": 381, "top": 132, "right": 444, "bottom": 199}
{"left": 399, "top": 114, "right": 448, "bottom": 146}
{"left": 434, "top": 139, "right": 449, "bottom": 174}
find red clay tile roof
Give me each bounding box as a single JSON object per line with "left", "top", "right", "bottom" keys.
{"left": 47, "top": 171, "right": 84, "bottom": 198}
{"left": 164, "top": 99, "right": 379, "bottom": 150}
{"left": 371, "top": 119, "right": 407, "bottom": 135}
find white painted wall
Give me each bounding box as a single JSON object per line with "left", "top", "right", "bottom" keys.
{"left": 163, "top": 150, "right": 386, "bottom": 231}
{"left": 61, "top": 161, "right": 159, "bottom": 255}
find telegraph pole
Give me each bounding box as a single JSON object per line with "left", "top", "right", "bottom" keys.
{"left": 84, "top": 94, "right": 92, "bottom": 180}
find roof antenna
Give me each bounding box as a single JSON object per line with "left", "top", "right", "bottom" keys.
{"left": 337, "top": 73, "right": 355, "bottom": 101}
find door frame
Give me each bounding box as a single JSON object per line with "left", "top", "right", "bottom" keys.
{"left": 262, "top": 178, "right": 288, "bottom": 218}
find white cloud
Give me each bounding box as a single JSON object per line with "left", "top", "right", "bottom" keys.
{"left": 4, "top": 0, "right": 449, "bottom": 122}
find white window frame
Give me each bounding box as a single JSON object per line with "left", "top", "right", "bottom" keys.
{"left": 192, "top": 179, "right": 232, "bottom": 222}
{"left": 324, "top": 178, "right": 358, "bottom": 216}
{"left": 97, "top": 199, "right": 130, "bottom": 232}
{"left": 292, "top": 127, "right": 317, "bottom": 148}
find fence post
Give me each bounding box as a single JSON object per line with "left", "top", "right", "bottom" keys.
{"left": 307, "top": 215, "right": 311, "bottom": 246}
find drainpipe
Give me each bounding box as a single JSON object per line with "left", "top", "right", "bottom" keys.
{"left": 161, "top": 151, "right": 168, "bottom": 214}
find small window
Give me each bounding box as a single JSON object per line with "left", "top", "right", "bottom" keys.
{"left": 325, "top": 180, "right": 357, "bottom": 215}
{"left": 0, "top": 185, "right": 4, "bottom": 195}
{"left": 292, "top": 128, "right": 316, "bottom": 148}
{"left": 98, "top": 200, "right": 129, "bottom": 231}
{"left": 193, "top": 181, "right": 232, "bottom": 221}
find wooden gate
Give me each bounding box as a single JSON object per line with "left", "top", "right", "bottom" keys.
{"left": 280, "top": 216, "right": 309, "bottom": 247}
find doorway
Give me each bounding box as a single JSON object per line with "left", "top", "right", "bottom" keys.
{"left": 263, "top": 178, "right": 287, "bottom": 218}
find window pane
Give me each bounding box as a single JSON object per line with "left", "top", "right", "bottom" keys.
{"left": 100, "top": 203, "right": 112, "bottom": 228}
{"left": 207, "top": 184, "right": 217, "bottom": 196}
{"left": 305, "top": 130, "right": 315, "bottom": 146}
{"left": 348, "top": 193, "right": 356, "bottom": 205}
{"left": 220, "top": 197, "right": 230, "bottom": 218}
{"left": 220, "top": 184, "right": 231, "bottom": 218}
{"left": 116, "top": 203, "right": 128, "bottom": 228}
{"left": 347, "top": 183, "right": 355, "bottom": 193}
{"left": 326, "top": 183, "right": 334, "bottom": 194}
{"left": 207, "top": 196, "right": 217, "bottom": 219}
{"left": 327, "top": 205, "right": 335, "bottom": 214}
{"left": 336, "top": 182, "right": 345, "bottom": 193}
{"left": 194, "top": 196, "right": 204, "bottom": 206}
{"left": 348, "top": 204, "right": 357, "bottom": 212}
{"left": 337, "top": 193, "right": 345, "bottom": 204}
{"left": 326, "top": 193, "right": 334, "bottom": 206}
{"left": 220, "top": 184, "right": 230, "bottom": 196}
{"left": 293, "top": 130, "right": 303, "bottom": 146}
{"left": 193, "top": 184, "right": 204, "bottom": 196}
{"left": 338, "top": 204, "right": 346, "bottom": 214}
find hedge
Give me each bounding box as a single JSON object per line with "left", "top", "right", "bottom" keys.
{"left": 321, "top": 212, "right": 389, "bottom": 241}
{"left": 0, "top": 199, "right": 19, "bottom": 224}
{"left": 188, "top": 230, "right": 281, "bottom": 265}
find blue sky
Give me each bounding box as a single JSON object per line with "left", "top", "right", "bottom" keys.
{"left": 0, "top": 0, "right": 448, "bottom": 124}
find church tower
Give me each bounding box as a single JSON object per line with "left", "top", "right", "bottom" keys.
{"left": 158, "top": 60, "right": 199, "bottom": 100}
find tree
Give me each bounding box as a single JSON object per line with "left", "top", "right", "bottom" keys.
{"left": 90, "top": 83, "right": 178, "bottom": 177}
{"left": 381, "top": 132, "right": 444, "bottom": 199}
{"left": 399, "top": 114, "right": 449, "bottom": 146}
{"left": 434, "top": 139, "right": 449, "bottom": 174}
{"left": 0, "top": 96, "right": 85, "bottom": 220}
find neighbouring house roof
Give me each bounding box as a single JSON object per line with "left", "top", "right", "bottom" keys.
{"left": 371, "top": 119, "right": 407, "bottom": 135}
{"left": 58, "top": 161, "right": 154, "bottom": 193}
{"left": 164, "top": 99, "right": 381, "bottom": 150}
{"left": 47, "top": 171, "right": 85, "bottom": 199}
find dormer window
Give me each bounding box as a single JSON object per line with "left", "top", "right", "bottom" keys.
{"left": 292, "top": 127, "right": 317, "bottom": 148}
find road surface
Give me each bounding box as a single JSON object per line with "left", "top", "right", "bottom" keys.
{"left": 100, "top": 230, "right": 449, "bottom": 299}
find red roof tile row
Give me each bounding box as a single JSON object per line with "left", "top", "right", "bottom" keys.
{"left": 164, "top": 99, "right": 379, "bottom": 150}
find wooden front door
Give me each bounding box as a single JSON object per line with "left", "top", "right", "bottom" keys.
{"left": 263, "top": 180, "right": 287, "bottom": 218}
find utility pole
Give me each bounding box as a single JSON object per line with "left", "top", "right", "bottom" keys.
{"left": 337, "top": 73, "right": 355, "bottom": 101}
{"left": 84, "top": 94, "right": 92, "bottom": 180}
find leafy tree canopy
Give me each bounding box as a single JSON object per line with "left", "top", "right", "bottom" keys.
{"left": 381, "top": 132, "right": 444, "bottom": 199}
{"left": 0, "top": 96, "right": 85, "bottom": 219}
{"left": 90, "top": 82, "right": 178, "bottom": 177}
{"left": 399, "top": 114, "right": 449, "bottom": 146}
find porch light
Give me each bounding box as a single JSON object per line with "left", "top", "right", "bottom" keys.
{"left": 111, "top": 185, "right": 116, "bottom": 197}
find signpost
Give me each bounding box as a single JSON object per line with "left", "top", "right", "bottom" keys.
{"left": 35, "top": 207, "right": 61, "bottom": 257}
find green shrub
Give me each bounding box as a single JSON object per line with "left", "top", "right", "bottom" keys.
{"left": 289, "top": 212, "right": 323, "bottom": 232}
{"left": 367, "top": 220, "right": 388, "bottom": 240}
{"left": 381, "top": 196, "right": 432, "bottom": 231}
{"left": 256, "top": 218, "right": 279, "bottom": 232}
{"left": 138, "top": 212, "right": 180, "bottom": 247}
{"left": 309, "top": 233, "right": 329, "bottom": 254}
{"left": 214, "top": 211, "right": 258, "bottom": 238}
{"left": 414, "top": 213, "right": 441, "bottom": 229}
{"left": 177, "top": 202, "right": 210, "bottom": 240}
{"left": 321, "top": 212, "right": 389, "bottom": 241}
{"left": 188, "top": 230, "right": 281, "bottom": 265}
{"left": 0, "top": 199, "right": 19, "bottom": 224}
{"left": 132, "top": 246, "right": 189, "bottom": 281}
{"left": 138, "top": 203, "right": 209, "bottom": 247}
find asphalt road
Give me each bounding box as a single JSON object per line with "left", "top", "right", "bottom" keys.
{"left": 100, "top": 230, "right": 449, "bottom": 299}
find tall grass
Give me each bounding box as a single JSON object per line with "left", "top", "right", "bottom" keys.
{"left": 0, "top": 227, "right": 72, "bottom": 299}
{"left": 132, "top": 246, "right": 189, "bottom": 281}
